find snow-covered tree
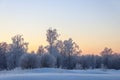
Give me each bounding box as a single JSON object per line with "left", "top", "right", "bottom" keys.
{"left": 63, "top": 38, "right": 81, "bottom": 56}
{"left": 46, "top": 28, "right": 62, "bottom": 68}
{"left": 62, "top": 38, "right": 81, "bottom": 69}
{"left": 20, "top": 53, "right": 39, "bottom": 69}
{"left": 107, "top": 53, "right": 120, "bottom": 69}
{"left": 100, "top": 47, "right": 112, "bottom": 56}
{"left": 100, "top": 47, "right": 112, "bottom": 68}
{"left": 54, "top": 40, "right": 64, "bottom": 68}
{"left": 6, "top": 35, "right": 28, "bottom": 70}
{"left": 40, "top": 53, "right": 56, "bottom": 68}
{"left": 0, "top": 42, "right": 8, "bottom": 70}
{"left": 46, "top": 28, "right": 59, "bottom": 54}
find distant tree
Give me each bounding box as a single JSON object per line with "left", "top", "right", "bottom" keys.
{"left": 40, "top": 54, "right": 56, "bottom": 68}
{"left": 100, "top": 47, "right": 113, "bottom": 69}
{"left": 54, "top": 40, "right": 64, "bottom": 68}
{"left": 6, "top": 35, "right": 28, "bottom": 70}
{"left": 95, "top": 55, "right": 102, "bottom": 68}
{"left": 46, "top": 28, "right": 59, "bottom": 54}
{"left": 46, "top": 28, "right": 63, "bottom": 68}
{"left": 63, "top": 38, "right": 81, "bottom": 56}
{"left": 0, "top": 42, "right": 8, "bottom": 70}
{"left": 108, "top": 53, "right": 120, "bottom": 69}
{"left": 62, "top": 38, "right": 81, "bottom": 69}
{"left": 20, "top": 53, "right": 39, "bottom": 69}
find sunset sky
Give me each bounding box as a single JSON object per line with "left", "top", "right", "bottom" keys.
{"left": 0, "top": 0, "right": 120, "bottom": 54}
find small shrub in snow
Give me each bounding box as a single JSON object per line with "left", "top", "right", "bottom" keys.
{"left": 40, "top": 54, "right": 56, "bottom": 68}
{"left": 20, "top": 53, "right": 39, "bottom": 69}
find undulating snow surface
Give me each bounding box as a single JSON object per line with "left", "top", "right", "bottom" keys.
{"left": 0, "top": 68, "right": 120, "bottom": 80}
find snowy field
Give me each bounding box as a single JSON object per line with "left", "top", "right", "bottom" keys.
{"left": 0, "top": 68, "right": 120, "bottom": 80}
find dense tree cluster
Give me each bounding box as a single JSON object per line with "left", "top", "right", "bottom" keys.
{"left": 0, "top": 28, "right": 120, "bottom": 70}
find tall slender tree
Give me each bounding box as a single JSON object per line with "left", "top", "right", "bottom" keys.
{"left": 46, "top": 28, "right": 59, "bottom": 54}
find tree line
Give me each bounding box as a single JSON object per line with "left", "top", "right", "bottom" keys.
{"left": 0, "top": 28, "right": 120, "bottom": 70}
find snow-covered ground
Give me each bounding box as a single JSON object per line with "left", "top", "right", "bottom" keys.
{"left": 0, "top": 68, "right": 120, "bottom": 80}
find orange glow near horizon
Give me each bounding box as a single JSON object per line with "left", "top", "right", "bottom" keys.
{"left": 0, "top": 31, "right": 120, "bottom": 54}
{"left": 0, "top": 32, "right": 120, "bottom": 54}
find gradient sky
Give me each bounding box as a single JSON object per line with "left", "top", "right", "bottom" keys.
{"left": 0, "top": 0, "right": 120, "bottom": 54}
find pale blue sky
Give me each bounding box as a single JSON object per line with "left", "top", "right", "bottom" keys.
{"left": 0, "top": 0, "right": 120, "bottom": 54}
